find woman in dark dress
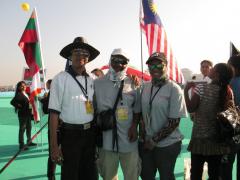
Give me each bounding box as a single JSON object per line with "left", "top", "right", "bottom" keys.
{"left": 10, "top": 81, "right": 36, "bottom": 150}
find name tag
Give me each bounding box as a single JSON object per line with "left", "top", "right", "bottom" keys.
{"left": 117, "top": 106, "right": 128, "bottom": 121}
{"left": 85, "top": 101, "right": 93, "bottom": 114}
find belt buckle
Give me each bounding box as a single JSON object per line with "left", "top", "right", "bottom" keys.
{"left": 83, "top": 123, "right": 90, "bottom": 130}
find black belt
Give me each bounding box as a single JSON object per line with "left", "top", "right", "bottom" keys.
{"left": 62, "top": 121, "right": 94, "bottom": 130}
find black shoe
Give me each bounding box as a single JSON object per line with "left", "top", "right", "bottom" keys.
{"left": 19, "top": 145, "right": 29, "bottom": 151}
{"left": 28, "top": 142, "right": 37, "bottom": 146}
{"left": 48, "top": 176, "right": 56, "bottom": 180}
{"left": 23, "top": 146, "right": 29, "bottom": 151}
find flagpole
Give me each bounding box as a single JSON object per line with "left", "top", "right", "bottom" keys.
{"left": 139, "top": 0, "right": 144, "bottom": 84}
{"left": 34, "top": 7, "right": 47, "bottom": 90}
{"left": 34, "top": 7, "right": 45, "bottom": 149}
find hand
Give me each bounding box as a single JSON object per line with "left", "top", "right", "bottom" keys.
{"left": 143, "top": 139, "right": 156, "bottom": 150}
{"left": 128, "top": 75, "right": 140, "bottom": 87}
{"left": 184, "top": 82, "right": 195, "bottom": 92}
{"left": 128, "top": 123, "right": 138, "bottom": 142}
{"left": 51, "top": 145, "right": 63, "bottom": 165}
{"left": 139, "top": 120, "right": 146, "bottom": 141}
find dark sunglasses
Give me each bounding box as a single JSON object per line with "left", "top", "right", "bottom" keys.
{"left": 72, "top": 49, "right": 90, "bottom": 58}
{"left": 111, "top": 57, "right": 128, "bottom": 65}
{"left": 148, "top": 64, "right": 165, "bottom": 71}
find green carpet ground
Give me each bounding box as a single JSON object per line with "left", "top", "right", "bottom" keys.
{"left": 0, "top": 97, "right": 237, "bottom": 180}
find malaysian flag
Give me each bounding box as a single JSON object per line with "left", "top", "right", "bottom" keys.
{"left": 140, "top": 0, "right": 184, "bottom": 83}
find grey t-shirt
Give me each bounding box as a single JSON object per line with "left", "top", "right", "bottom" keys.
{"left": 94, "top": 75, "right": 141, "bottom": 153}
{"left": 141, "top": 80, "right": 188, "bottom": 147}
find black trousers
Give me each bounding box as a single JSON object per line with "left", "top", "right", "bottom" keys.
{"left": 220, "top": 148, "right": 240, "bottom": 180}
{"left": 190, "top": 153, "right": 222, "bottom": 180}
{"left": 60, "top": 126, "right": 97, "bottom": 180}
{"left": 139, "top": 141, "right": 181, "bottom": 180}
{"left": 18, "top": 116, "right": 31, "bottom": 147}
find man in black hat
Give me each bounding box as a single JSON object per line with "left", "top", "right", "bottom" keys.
{"left": 48, "top": 37, "right": 100, "bottom": 180}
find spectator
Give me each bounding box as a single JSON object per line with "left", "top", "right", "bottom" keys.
{"left": 140, "top": 52, "right": 188, "bottom": 180}
{"left": 48, "top": 36, "right": 100, "bottom": 180}
{"left": 94, "top": 48, "right": 141, "bottom": 180}
{"left": 200, "top": 60, "right": 213, "bottom": 83}
{"left": 10, "top": 81, "right": 37, "bottom": 150}
{"left": 91, "top": 68, "right": 104, "bottom": 78}
{"left": 220, "top": 55, "right": 240, "bottom": 180}
{"left": 184, "top": 63, "right": 234, "bottom": 180}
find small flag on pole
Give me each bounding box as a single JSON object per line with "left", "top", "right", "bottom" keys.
{"left": 18, "top": 9, "right": 44, "bottom": 121}
{"left": 230, "top": 42, "right": 240, "bottom": 57}
{"left": 140, "top": 0, "right": 184, "bottom": 83}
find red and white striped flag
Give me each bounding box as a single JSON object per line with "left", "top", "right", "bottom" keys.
{"left": 140, "top": 0, "right": 184, "bottom": 83}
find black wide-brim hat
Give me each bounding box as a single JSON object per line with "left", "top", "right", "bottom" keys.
{"left": 60, "top": 37, "right": 100, "bottom": 62}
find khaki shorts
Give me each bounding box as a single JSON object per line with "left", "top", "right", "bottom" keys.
{"left": 97, "top": 149, "right": 141, "bottom": 180}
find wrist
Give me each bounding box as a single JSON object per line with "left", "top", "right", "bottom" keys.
{"left": 150, "top": 137, "right": 157, "bottom": 146}
{"left": 132, "top": 118, "right": 140, "bottom": 125}
{"left": 152, "top": 136, "right": 158, "bottom": 144}
{"left": 131, "top": 121, "right": 138, "bottom": 128}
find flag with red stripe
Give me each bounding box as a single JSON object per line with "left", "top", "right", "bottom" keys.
{"left": 18, "top": 10, "right": 43, "bottom": 121}
{"left": 100, "top": 65, "right": 151, "bottom": 81}
{"left": 140, "top": 0, "right": 184, "bottom": 83}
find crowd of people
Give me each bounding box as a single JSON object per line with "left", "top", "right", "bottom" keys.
{"left": 10, "top": 36, "right": 240, "bottom": 180}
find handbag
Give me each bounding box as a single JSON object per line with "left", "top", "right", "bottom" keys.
{"left": 97, "top": 80, "right": 124, "bottom": 131}
{"left": 217, "top": 103, "right": 240, "bottom": 145}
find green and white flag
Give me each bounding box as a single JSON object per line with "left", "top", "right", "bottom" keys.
{"left": 18, "top": 9, "right": 45, "bottom": 122}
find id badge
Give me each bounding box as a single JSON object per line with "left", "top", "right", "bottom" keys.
{"left": 85, "top": 101, "right": 93, "bottom": 114}
{"left": 117, "top": 106, "right": 128, "bottom": 121}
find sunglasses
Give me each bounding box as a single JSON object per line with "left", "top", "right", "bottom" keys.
{"left": 148, "top": 64, "right": 165, "bottom": 71}
{"left": 72, "top": 49, "right": 90, "bottom": 58}
{"left": 111, "top": 57, "right": 128, "bottom": 65}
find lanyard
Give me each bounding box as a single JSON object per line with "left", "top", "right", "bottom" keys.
{"left": 149, "top": 85, "right": 162, "bottom": 112}
{"left": 67, "top": 67, "right": 89, "bottom": 100}
{"left": 75, "top": 76, "right": 88, "bottom": 100}
{"left": 69, "top": 73, "right": 88, "bottom": 100}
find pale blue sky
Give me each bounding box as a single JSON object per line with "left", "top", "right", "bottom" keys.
{"left": 1, "top": 0, "right": 240, "bottom": 85}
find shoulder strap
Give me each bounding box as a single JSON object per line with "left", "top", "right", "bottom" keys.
{"left": 112, "top": 80, "right": 124, "bottom": 112}
{"left": 112, "top": 80, "right": 124, "bottom": 153}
